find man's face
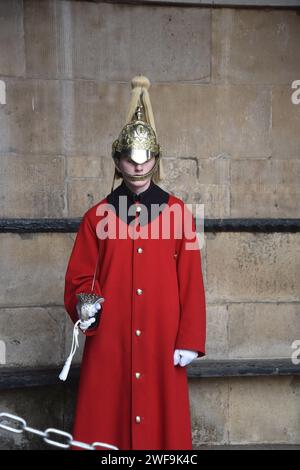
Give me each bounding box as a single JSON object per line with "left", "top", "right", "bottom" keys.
{"left": 116, "top": 154, "right": 156, "bottom": 189}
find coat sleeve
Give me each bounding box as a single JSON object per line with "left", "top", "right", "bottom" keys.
{"left": 174, "top": 209, "right": 206, "bottom": 358}
{"left": 64, "top": 212, "right": 104, "bottom": 337}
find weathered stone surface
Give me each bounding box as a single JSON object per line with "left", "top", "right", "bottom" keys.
{"left": 0, "top": 154, "right": 66, "bottom": 218}
{"left": 0, "top": 79, "right": 127, "bottom": 158}
{"left": 0, "top": 233, "right": 74, "bottom": 307}
{"left": 206, "top": 233, "right": 300, "bottom": 302}
{"left": 24, "top": 1, "right": 211, "bottom": 82}
{"left": 0, "top": 307, "right": 65, "bottom": 367}
{"left": 190, "top": 183, "right": 229, "bottom": 219}
{"left": 205, "top": 304, "right": 229, "bottom": 359}
{"left": 215, "top": 85, "right": 271, "bottom": 158}
{"left": 161, "top": 157, "right": 230, "bottom": 218}
{"left": 190, "top": 378, "right": 229, "bottom": 446}
{"left": 0, "top": 0, "right": 25, "bottom": 77}
{"left": 228, "top": 302, "right": 300, "bottom": 359}
{"left": 231, "top": 159, "right": 300, "bottom": 217}
{"left": 67, "top": 155, "right": 107, "bottom": 179}
{"left": 67, "top": 177, "right": 111, "bottom": 217}
{"left": 161, "top": 157, "right": 198, "bottom": 200}
{"left": 194, "top": 157, "right": 230, "bottom": 218}
{"left": 153, "top": 84, "right": 271, "bottom": 160}
{"left": 271, "top": 86, "right": 300, "bottom": 158}
{"left": 191, "top": 375, "right": 300, "bottom": 446}
{"left": 212, "top": 9, "right": 300, "bottom": 84}
{"left": 1, "top": 79, "right": 63, "bottom": 156}
{"left": 228, "top": 376, "right": 300, "bottom": 444}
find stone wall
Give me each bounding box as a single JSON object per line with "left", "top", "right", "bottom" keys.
{"left": 0, "top": 0, "right": 299, "bottom": 449}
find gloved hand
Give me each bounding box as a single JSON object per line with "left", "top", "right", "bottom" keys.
{"left": 174, "top": 349, "right": 198, "bottom": 367}
{"left": 76, "top": 301, "right": 101, "bottom": 332}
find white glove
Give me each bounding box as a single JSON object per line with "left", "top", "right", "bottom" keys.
{"left": 174, "top": 349, "right": 198, "bottom": 367}
{"left": 76, "top": 302, "right": 101, "bottom": 332}
{"left": 79, "top": 317, "right": 96, "bottom": 332}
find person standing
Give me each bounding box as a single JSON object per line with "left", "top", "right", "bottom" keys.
{"left": 64, "top": 75, "right": 206, "bottom": 450}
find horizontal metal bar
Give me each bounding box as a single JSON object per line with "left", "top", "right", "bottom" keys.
{"left": 0, "top": 218, "right": 299, "bottom": 233}
{"left": 0, "top": 360, "right": 299, "bottom": 390}
{"left": 203, "top": 218, "right": 300, "bottom": 233}
{"left": 0, "top": 219, "right": 82, "bottom": 233}
{"left": 197, "top": 444, "right": 300, "bottom": 449}
{"left": 93, "top": 0, "right": 300, "bottom": 9}
{"left": 0, "top": 367, "right": 80, "bottom": 390}
{"left": 188, "top": 359, "right": 300, "bottom": 378}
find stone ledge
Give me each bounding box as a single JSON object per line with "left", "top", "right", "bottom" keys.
{"left": 89, "top": 1, "right": 300, "bottom": 9}
{"left": 0, "top": 359, "right": 299, "bottom": 390}
{"left": 189, "top": 358, "right": 300, "bottom": 377}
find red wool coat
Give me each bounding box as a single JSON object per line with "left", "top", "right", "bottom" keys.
{"left": 64, "top": 180, "right": 206, "bottom": 450}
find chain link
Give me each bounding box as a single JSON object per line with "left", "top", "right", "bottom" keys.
{"left": 0, "top": 412, "right": 118, "bottom": 450}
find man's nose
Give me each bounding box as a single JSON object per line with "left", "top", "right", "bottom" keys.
{"left": 135, "top": 164, "right": 143, "bottom": 171}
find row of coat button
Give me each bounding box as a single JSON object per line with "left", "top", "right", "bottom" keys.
{"left": 137, "top": 247, "right": 143, "bottom": 298}
{"left": 135, "top": 326, "right": 142, "bottom": 425}
{"left": 135, "top": 214, "right": 142, "bottom": 426}
{"left": 135, "top": 327, "right": 142, "bottom": 424}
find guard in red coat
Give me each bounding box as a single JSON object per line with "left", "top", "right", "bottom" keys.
{"left": 64, "top": 75, "right": 206, "bottom": 450}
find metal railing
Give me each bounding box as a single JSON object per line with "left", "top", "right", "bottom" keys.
{"left": 0, "top": 412, "right": 118, "bottom": 450}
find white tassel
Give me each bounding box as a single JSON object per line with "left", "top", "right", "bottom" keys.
{"left": 59, "top": 319, "right": 80, "bottom": 381}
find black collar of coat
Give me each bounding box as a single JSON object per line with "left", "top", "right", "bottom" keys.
{"left": 106, "top": 179, "right": 170, "bottom": 226}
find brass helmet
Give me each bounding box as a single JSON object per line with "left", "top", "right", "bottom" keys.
{"left": 111, "top": 75, "right": 165, "bottom": 191}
